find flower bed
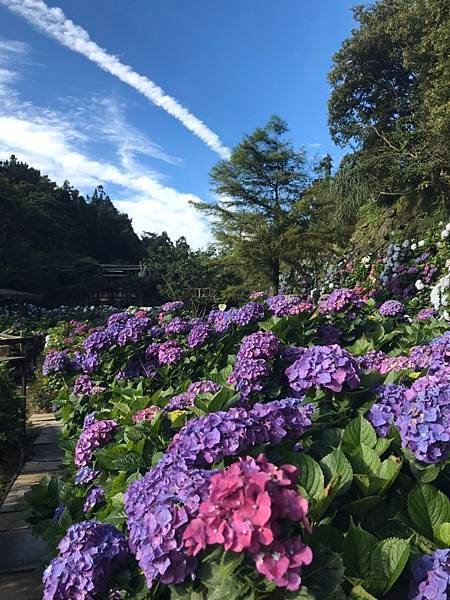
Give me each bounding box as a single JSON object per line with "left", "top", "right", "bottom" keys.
{"left": 26, "top": 284, "right": 450, "bottom": 598}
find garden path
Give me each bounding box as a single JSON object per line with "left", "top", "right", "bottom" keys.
{"left": 0, "top": 413, "right": 62, "bottom": 599}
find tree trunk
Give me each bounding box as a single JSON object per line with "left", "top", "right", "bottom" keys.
{"left": 271, "top": 257, "right": 280, "bottom": 295}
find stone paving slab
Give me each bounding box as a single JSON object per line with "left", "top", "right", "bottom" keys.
{"left": 0, "top": 511, "right": 29, "bottom": 532}
{"left": 0, "top": 473, "right": 48, "bottom": 513}
{"left": 21, "top": 460, "right": 62, "bottom": 474}
{"left": 31, "top": 443, "right": 62, "bottom": 463}
{"left": 0, "top": 413, "right": 59, "bottom": 596}
{"left": 0, "top": 529, "right": 49, "bottom": 573}
{"left": 0, "top": 569, "right": 43, "bottom": 600}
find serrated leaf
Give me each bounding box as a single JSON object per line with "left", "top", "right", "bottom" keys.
{"left": 321, "top": 448, "right": 353, "bottom": 495}
{"left": 369, "top": 537, "right": 410, "bottom": 593}
{"left": 343, "top": 524, "right": 378, "bottom": 579}
{"left": 437, "top": 523, "right": 450, "bottom": 545}
{"left": 343, "top": 416, "right": 377, "bottom": 449}
{"left": 348, "top": 444, "right": 382, "bottom": 477}
{"left": 350, "top": 585, "right": 377, "bottom": 600}
{"left": 296, "top": 454, "right": 325, "bottom": 500}
{"left": 408, "top": 484, "right": 450, "bottom": 540}
{"left": 374, "top": 437, "right": 392, "bottom": 456}
{"left": 170, "top": 585, "right": 203, "bottom": 600}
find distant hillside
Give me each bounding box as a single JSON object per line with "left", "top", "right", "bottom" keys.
{"left": 0, "top": 155, "right": 143, "bottom": 294}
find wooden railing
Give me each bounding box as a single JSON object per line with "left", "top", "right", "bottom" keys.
{"left": 0, "top": 332, "right": 40, "bottom": 430}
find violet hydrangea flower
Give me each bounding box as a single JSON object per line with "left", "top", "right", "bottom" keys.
{"left": 368, "top": 384, "right": 409, "bottom": 436}
{"left": 379, "top": 299, "right": 405, "bottom": 317}
{"left": 409, "top": 549, "right": 450, "bottom": 600}
{"left": 75, "top": 420, "right": 118, "bottom": 467}
{"left": 397, "top": 381, "right": 450, "bottom": 464}
{"left": 232, "top": 302, "right": 265, "bottom": 326}
{"left": 286, "top": 344, "right": 360, "bottom": 394}
{"left": 43, "top": 350, "right": 77, "bottom": 375}
{"left": 83, "top": 486, "right": 105, "bottom": 513}
{"left": 319, "top": 288, "right": 362, "bottom": 314}
{"left": 132, "top": 405, "right": 161, "bottom": 423}
{"left": 75, "top": 466, "right": 100, "bottom": 486}
{"left": 42, "top": 521, "right": 130, "bottom": 600}
{"left": 187, "top": 323, "right": 211, "bottom": 348}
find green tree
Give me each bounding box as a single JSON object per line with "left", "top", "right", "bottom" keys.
{"left": 328, "top": 0, "right": 449, "bottom": 201}
{"left": 193, "top": 116, "right": 310, "bottom": 294}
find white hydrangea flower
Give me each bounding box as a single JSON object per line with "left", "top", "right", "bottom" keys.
{"left": 446, "top": 223, "right": 450, "bottom": 232}
{"left": 411, "top": 243, "right": 417, "bottom": 251}
{"left": 415, "top": 280, "right": 425, "bottom": 291}
{"left": 441, "top": 229, "right": 449, "bottom": 239}
{"left": 418, "top": 240, "right": 425, "bottom": 247}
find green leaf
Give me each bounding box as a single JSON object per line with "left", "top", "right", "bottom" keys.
{"left": 198, "top": 550, "right": 248, "bottom": 600}
{"left": 350, "top": 585, "right": 377, "bottom": 600}
{"left": 321, "top": 448, "right": 353, "bottom": 495}
{"left": 437, "top": 523, "right": 450, "bottom": 546}
{"left": 374, "top": 437, "right": 392, "bottom": 456}
{"left": 343, "top": 416, "right": 377, "bottom": 449}
{"left": 369, "top": 537, "right": 410, "bottom": 593}
{"left": 296, "top": 454, "right": 325, "bottom": 500}
{"left": 170, "top": 585, "right": 203, "bottom": 600}
{"left": 347, "top": 444, "right": 381, "bottom": 477}
{"left": 408, "top": 484, "right": 450, "bottom": 540}
{"left": 343, "top": 524, "right": 378, "bottom": 579}
{"left": 302, "top": 547, "right": 345, "bottom": 598}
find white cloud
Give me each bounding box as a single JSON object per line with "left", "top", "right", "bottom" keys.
{"left": 0, "top": 42, "right": 213, "bottom": 248}
{"left": 1, "top": 0, "right": 231, "bottom": 159}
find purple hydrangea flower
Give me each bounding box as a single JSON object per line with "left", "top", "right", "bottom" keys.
{"left": 167, "top": 398, "right": 314, "bottom": 468}
{"left": 207, "top": 309, "right": 234, "bottom": 333}
{"left": 266, "top": 294, "right": 302, "bottom": 317}
{"left": 188, "top": 380, "right": 221, "bottom": 397}
{"left": 43, "top": 350, "right": 77, "bottom": 375}
{"left": 73, "top": 375, "right": 104, "bottom": 397}
{"left": 83, "top": 486, "right": 105, "bottom": 513}
{"left": 416, "top": 308, "right": 437, "bottom": 321}
{"left": 125, "top": 460, "right": 211, "bottom": 587}
{"left": 76, "top": 351, "right": 100, "bottom": 374}
{"left": 107, "top": 312, "right": 130, "bottom": 327}
{"left": 409, "top": 549, "right": 450, "bottom": 600}
{"left": 75, "top": 420, "right": 118, "bottom": 467}
{"left": 397, "top": 381, "right": 450, "bottom": 464}
{"left": 164, "top": 317, "right": 189, "bottom": 336}
{"left": 83, "top": 325, "right": 121, "bottom": 354}
{"left": 117, "top": 316, "right": 151, "bottom": 346}
{"left": 160, "top": 301, "right": 184, "bottom": 313}
{"left": 319, "top": 288, "right": 362, "bottom": 314}
{"left": 157, "top": 340, "right": 184, "bottom": 366}
{"left": 42, "top": 521, "right": 130, "bottom": 600}
{"left": 237, "top": 332, "right": 280, "bottom": 360}
{"left": 83, "top": 412, "right": 97, "bottom": 429}
{"left": 228, "top": 357, "right": 271, "bottom": 402}
{"left": 232, "top": 302, "right": 265, "bottom": 326}
{"left": 75, "top": 466, "right": 100, "bottom": 486}
{"left": 368, "top": 384, "right": 409, "bottom": 436}
{"left": 286, "top": 344, "right": 360, "bottom": 394}
{"left": 379, "top": 300, "right": 405, "bottom": 317}
{"left": 166, "top": 392, "right": 193, "bottom": 411}
{"left": 187, "top": 323, "right": 211, "bottom": 348}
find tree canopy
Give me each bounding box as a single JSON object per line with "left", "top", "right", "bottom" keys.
{"left": 194, "top": 116, "right": 310, "bottom": 293}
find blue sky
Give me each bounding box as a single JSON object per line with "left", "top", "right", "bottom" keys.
{"left": 0, "top": 0, "right": 357, "bottom": 247}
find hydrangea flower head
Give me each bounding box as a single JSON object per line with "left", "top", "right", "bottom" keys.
{"left": 157, "top": 340, "right": 184, "bottom": 366}
{"left": 75, "top": 420, "right": 118, "bottom": 467}
{"left": 286, "top": 344, "right": 360, "bottom": 394}
{"left": 319, "top": 288, "right": 363, "bottom": 313}
{"left": 83, "top": 486, "right": 105, "bottom": 513}
{"left": 43, "top": 350, "right": 77, "bottom": 375}
{"left": 379, "top": 300, "right": 405, "bottom": 317}
{"left": 232, "top": 302, "right": 265, "bottom": 326}
{"left": 42, "top": 521, "right": 130, "bottom": 600}
{"left": 368, "top": 384, "right": 409, "bottom": 436}
{"left": 187, "top": 323, "right": 211, "bottom": 348}
{"left": 409, "top": 549, "right": 450, "bottom": 600}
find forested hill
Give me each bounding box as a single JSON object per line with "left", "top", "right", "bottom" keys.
{"left": 0, "top": 156, "right": 143, "bottom": 292}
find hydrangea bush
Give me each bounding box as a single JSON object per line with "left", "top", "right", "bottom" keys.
{"left": 25, "top": 259, "right": 450, "bottom": 599}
